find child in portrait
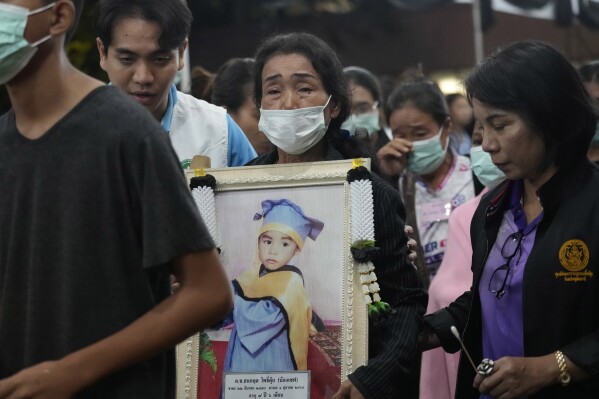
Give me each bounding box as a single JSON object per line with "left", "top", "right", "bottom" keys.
{"left": 223, "top": 198, "right": 324, "bottom": 372}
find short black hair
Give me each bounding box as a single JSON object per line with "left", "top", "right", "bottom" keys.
{"left": 95, "top": 0, "right": 192, "bottom": 50}
{"left": 253, "top": 32, "right": 350, "bottom": 133}
{"left": 465, "top": 40, "right": 597, "bottom": 171}
{"left": 211, "top": 58, "right": 255, "bottom": 113}
{"left": 343, "top": 66, "right": 383, "bottom": 106}
{"left": 386, "top": 80, "right": 449, "bottom": 126}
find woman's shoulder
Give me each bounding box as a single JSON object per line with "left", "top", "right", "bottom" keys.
{"left": 370, "top": 171, "right": 401, "bottom": 198}
{"left": 368, "top": 171, "right": 408, "bottom": 226}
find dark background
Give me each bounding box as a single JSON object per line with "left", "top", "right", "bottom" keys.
{"left": 188, "top": 0, "right": 599, "bottom": 75}
{"left": 2, "top": 0, "right": 598, "bottom": 114}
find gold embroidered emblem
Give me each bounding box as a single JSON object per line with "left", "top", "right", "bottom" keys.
{"left": 559, "top": 240, "right": 589, "bottom": 271}
{"left": 555, "top": 239, "right": 593, "bottom": 282}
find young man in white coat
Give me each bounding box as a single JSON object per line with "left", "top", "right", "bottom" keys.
{"left": 96, "top": 0, "right": 257, "bottom": 169}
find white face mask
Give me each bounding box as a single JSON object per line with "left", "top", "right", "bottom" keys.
{"left": 258, "top": 96, "right": 332, "bottom": 155}
{"left": 0, "top": 2, "right": 55, "bottom": 85}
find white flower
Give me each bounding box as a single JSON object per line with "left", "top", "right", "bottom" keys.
{"left": 368, "top": 282, "right": 380, "bottom": 293}
{"left": 358, "top": 264, "right": 371, "bottom": 274}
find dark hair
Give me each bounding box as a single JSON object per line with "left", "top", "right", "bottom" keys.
{"left": 385, "top": 80, "right": 449, "bottom": 126}
{"left": 191, "top": 65, "right": 215, "bottom": 101}
{"left": 44, "top": 0, "right": 84, "bottom": 44}
{"left": 465, "top": 40, "right": 598, "bottom": 171}
{"left": 253, "top": 32, "right": 381, "bottom": 169}
{"left": 579, "top": 61, "right": 599, "bottom": 84}
{"left": 343, "top": 66, "right": 383, "bottom": 105}
{"left": 96, "top": 0, "right": 192, "bottom": 50}
{"left": 211, "top": 58, "right": 255, "bottom": 113}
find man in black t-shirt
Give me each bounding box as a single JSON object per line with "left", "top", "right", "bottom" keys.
{"left": 0, "top": 1, "right": 232, "bottom": 398}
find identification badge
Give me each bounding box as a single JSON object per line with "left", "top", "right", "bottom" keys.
{"left": 419, "top": 201, "right": 451, "bottom": 228}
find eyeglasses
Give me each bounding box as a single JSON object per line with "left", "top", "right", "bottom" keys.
{"left": 488, "top": 231, "right": 524, "bottom": 299}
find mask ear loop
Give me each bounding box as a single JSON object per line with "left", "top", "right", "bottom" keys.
{"left": 29, "top": 34, "right": 52, "bottom": 47}
{"left": 27, "top": 2, "right": 57, "bottom": 47}
{"left": 438, "top": 119, "right": 451, "bottom": 151}
{"left": 27, "top": 2, "right": 56, "bottom": 16}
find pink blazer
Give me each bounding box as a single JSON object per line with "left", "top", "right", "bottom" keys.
{"left": 420, "top": 192, "right": 485, "bottom": 399}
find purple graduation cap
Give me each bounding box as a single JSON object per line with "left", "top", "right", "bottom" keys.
{"left": 254, "top": 199, "right": 324, "bottom": 250}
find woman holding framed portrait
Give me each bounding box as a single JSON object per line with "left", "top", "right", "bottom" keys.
{"left": 246, "top": 31, "right": 427, "bottom": 399}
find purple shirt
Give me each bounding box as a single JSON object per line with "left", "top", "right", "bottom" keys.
{"left": 479, "top": 181, "right": 542, "bottom": 399}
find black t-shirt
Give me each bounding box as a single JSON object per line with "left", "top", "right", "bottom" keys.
{"left": 0, "top": 86, "right": 214, "bottom": 398}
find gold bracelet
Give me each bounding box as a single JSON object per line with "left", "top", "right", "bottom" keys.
{"left": 555, "top": 350, "right": 571, "bottom": 387}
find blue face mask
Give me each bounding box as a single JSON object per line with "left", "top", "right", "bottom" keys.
{"left": 407, "top": 126, "right": 448, "bottom": 176}
{"left": 470, "top": 146, "right": 506, "bottom": 188}
{"left": 0, "top": 2, "right": 55, "bottom": 85}
{"left": 341, "top": 112, "right": 380, "bottom": 137}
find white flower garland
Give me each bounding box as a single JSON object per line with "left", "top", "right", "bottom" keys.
{"left": 349, "top": 179, "right": 383, "bottom": 309}
{"left": 188, "top": 174, "right": 222, "bottom": 381}
{"left": 191, "top": 185, "right": 221, "bottom": 248}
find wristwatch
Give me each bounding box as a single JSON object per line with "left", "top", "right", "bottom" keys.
{"left": 555, "top": 350, "right": 571, "bottom": 387}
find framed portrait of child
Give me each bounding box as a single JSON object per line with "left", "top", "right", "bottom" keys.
{"left": 176, "top": 160, "right": 371, "bottom": 399}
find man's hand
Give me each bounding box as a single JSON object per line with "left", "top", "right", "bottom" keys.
{"left": 0, "top": 360, "right": 83, "bottom": 399}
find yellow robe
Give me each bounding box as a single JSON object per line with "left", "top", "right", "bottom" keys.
{"left": 236, "top": 264, "right": 312, "bottom": 370}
